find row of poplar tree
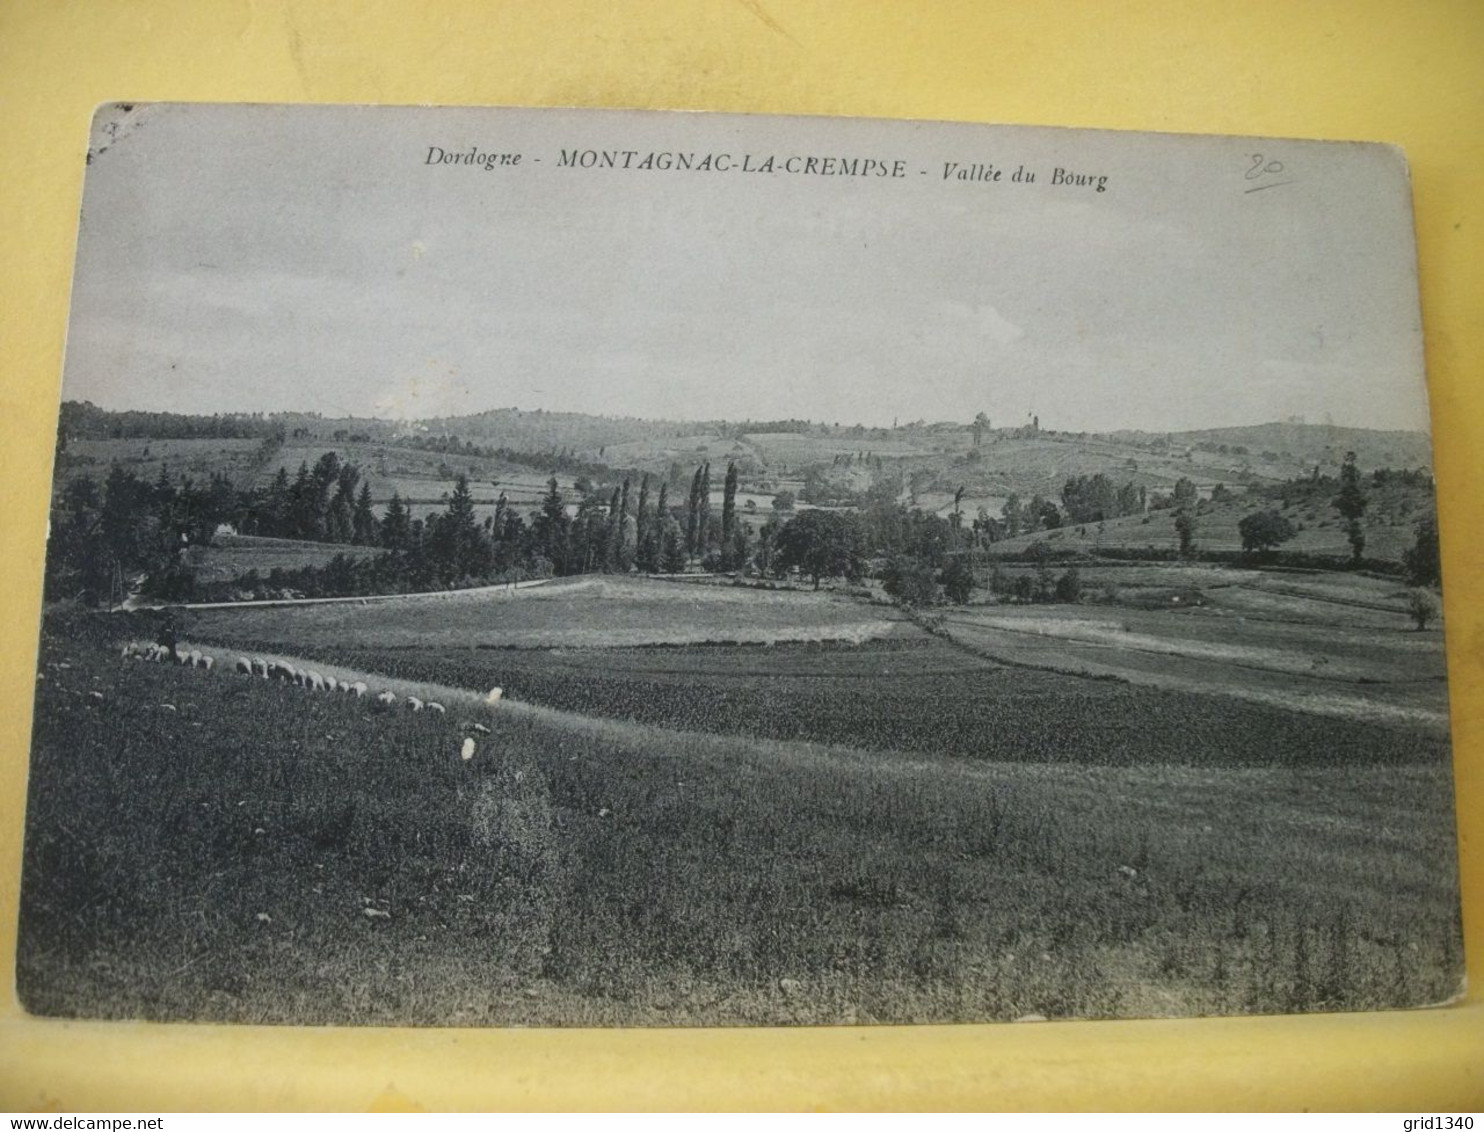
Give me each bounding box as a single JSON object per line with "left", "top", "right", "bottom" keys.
{"left": 44, "top": 451, "right": 774, "bottom": 603}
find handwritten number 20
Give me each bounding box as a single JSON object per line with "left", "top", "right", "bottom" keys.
{"left": 1247, "top": 154, "right": 1284, "bottom": 180}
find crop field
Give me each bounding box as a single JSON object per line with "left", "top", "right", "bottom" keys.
{"left": 260, "top": 442, "right": 509, "bottom": 490}
{"left": 988, "top": 491, "right": 1427, "bottom": 561}
{"left": 938, "top": 598, "right": 1447, "bottom": 728}
{"left": 58, "top": 438, "right": 264, "bottom": 488}
{"left": 192, "top": 535, "right": 383, "bottom": 583}
{"left": 52, "top": 436, "right": 574, "bottom": 523}
{"left": 742, "top": 431, "right": 947, "bottom": 466}
{"left": 189, "top": 576, "right": 906, "bottom": 649}
{"left": 985, "top": 563, "right": 1422, "bottom": 629}
{"left": 898, "top": 437, "right": 1301, "bottom": 504}
{"left": 190, "top": 636, "right": 1449, "bottom": 771}
{"left": 18, "top": 626, "right": 1463, "bottom": 1025}
{"left": 917, "top": 491, "right": 1011, "bottom": 521}
{"left": 963, "top": 583, "right": 1440, "bottom": 679}
{"left": 594, "top": 433, "right": 753, "bottom": 471}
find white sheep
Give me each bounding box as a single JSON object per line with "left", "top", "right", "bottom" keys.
{"left": 307, "top": 671, "right": 325, "bottom": 692}
{"left": 188, "top": 649, "right": 202, "bottom": 668}
{"left": 292, "top": 668, "right": 306, "bottom": 687}
{"left": 464, "top": 721, "right": 490, "bottom": 735}
{"left": 200, "top": 655, "right": 214, "bottom": 673}
{"left": 487, "top": 687, "right": 503, "bottom": 704}
{"left": 121, "top": 643, "right": 138, "bottom": 660}
{"left": 461, "top": 737, "right": 476, "bottom": 761}
{"left": 235, "top": 656, "right": 252, "bottom": 675}
{"left": 373, "top": 690, "right": 396, "bottom": 711}
{"left": 174, "top": 650, "right": 190, "bottom": 666}
{"left": 425, "top": 702, "right": 446, "bottom": 715}
{"left": 349, "top": 681, "right": 368, "bottom": 698}
{"left": 252, "top": 658, "right": 268, "bottom": 679}
{"left": 325, "top": 675, "right": 338, "bottom": 692}
{"left": 405, "top": 696, "right": 424, "bottom": 713}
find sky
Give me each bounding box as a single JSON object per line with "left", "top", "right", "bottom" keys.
{"left": 60, "top": 104, "right": 1433, "bottom": 434}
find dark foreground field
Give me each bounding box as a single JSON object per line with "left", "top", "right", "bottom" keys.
{"left": 210, "top": 636, "right": 1447, "bottom": 770}
{"left": 18, "top": 624, "right": 1463, "bottom": 1026}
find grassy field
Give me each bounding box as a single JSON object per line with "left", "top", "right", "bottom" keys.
{"left": 943, "top": 623, "right": 1443, "bottom": 730}
{"left": 186, "top": 565, "right": 1449, "bottom": 729}
{"left": 189, "top": 576, "right": 907, "bottom": 649}
{"left": 981, "top": 563, "right": 1424, "bottom": 628}
{"left": 192, "top": 534, "right": 383, "bottom": 584}
{"left": 987, "top": 485, "right": 1429, "bottom": 561}
{"left": 952, "top": 565, "right": 1448, "bottom": 718}
{"left": 187, "top": 635, "right": 1449, "bottom": 771}
{"left": 54, "top": 436, "right": 581, "bottom": 524}
{"left": 18, "top": 628, "right": 1463, "bottom": 1025}
{"left": 62, "top": 437, "right": 264, "bottom": 486}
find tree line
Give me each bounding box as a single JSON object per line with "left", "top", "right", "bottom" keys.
{"left": 46, "top": 438, "right": 1444, "bottom": 610}
{"left": 45, "top": 449, "right": 896, "bottom": 604}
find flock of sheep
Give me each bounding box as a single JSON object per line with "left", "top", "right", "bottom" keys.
{"left": 121, "top": 640, "right": 500, "bottom": 759}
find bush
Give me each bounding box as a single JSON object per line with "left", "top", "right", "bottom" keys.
{"left": 1054, "top": 567, "right": 1083, "bottom": 603}
{"left": 882, "top": 556, "right": 940, "bottom": 607}
{"left": 940, "top": 556, "right": 976, "bottom": 604}
{"left": 1407, "top": 589, "right": 1438, "bottom": 631}
{"left": 1404, "top": 513, "right": 1441, "bottom": 588}
{"left": 1239, "top": 510, "right": 1297, "bottom": 553}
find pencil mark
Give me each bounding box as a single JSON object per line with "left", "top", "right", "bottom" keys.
{"left": 733, "top": 0, "right": 801, "bottom": 46}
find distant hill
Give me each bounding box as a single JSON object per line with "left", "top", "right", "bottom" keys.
{"left": 53, "top": 402, "right": 1436, "bottom": 530}
{"left": 985, "top": 475, "right": 1434, "bottom": 565}
{"left": 1108, "top": 422, "right": 1433, "bottom": 473}
{"left": 419, "top": 407, "right": 702, "bottom": 454}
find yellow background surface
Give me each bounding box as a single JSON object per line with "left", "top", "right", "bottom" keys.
{"left": 0, "top": 0, "right": 1480, "bottom": 1111}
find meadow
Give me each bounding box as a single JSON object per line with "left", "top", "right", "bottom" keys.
{"left": 189, "top": 635, "right": 1448, "bottom": 772}
{"left": 54, "top": 435, "right": 581, "bottom": 535}
{"left": 18, "top": 625, "right": 1463, "bottom": 1026}
{"left": 193, "top": 534, "right": 383, "bottom": 585}
{"left": 986, "top": 485, "right": 1428, "bottom": 561}
{"left": 189, "top": 576, "right": 906, "bottom": 649}
{"left": 21, "top": 432, "right": 1463, "bottom": 1027}
{"left": 32, "top": 401, "right": 1459, "bottom": 1026}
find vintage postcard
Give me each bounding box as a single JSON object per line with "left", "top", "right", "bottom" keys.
{"left": 19, "top": 104, "right": 1462, "bottom": 1026}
